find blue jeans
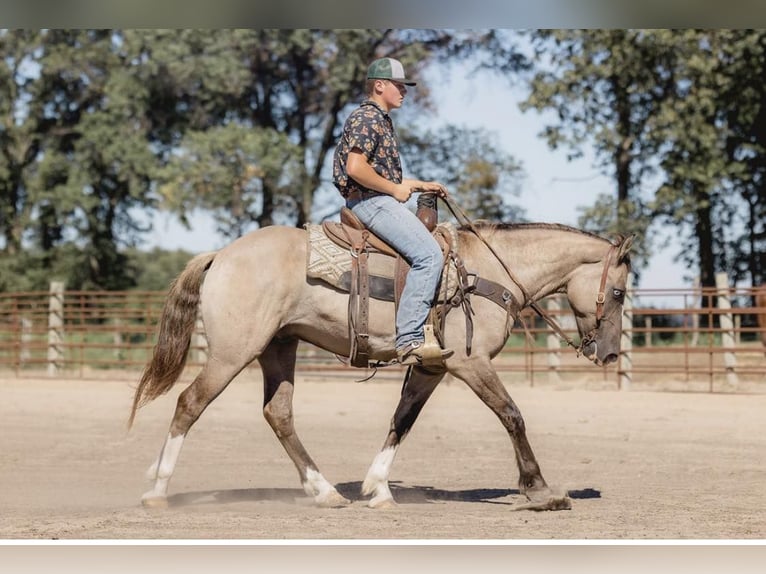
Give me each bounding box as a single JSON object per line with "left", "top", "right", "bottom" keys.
{"left": 348, "top": 194, "right": 444, "bottom": 351}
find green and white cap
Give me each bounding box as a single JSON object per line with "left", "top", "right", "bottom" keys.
{"left": 367, "top": 58, "right": 416, "bottom": 86}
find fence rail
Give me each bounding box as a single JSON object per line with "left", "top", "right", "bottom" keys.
{"left": 1, "top": 277, "right": 764, "bottom": 392}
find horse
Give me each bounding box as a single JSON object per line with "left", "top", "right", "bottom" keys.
{"left": 128, "top": 221, "right": 634, "bottom": 511}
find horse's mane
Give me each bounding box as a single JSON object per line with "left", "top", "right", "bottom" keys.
{"left": 461, "top": 221, "right": 613, "bottom": 244}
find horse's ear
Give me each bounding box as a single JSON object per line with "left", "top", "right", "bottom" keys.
{"left": 616, "top": 234, "right": 635, "bottom": 263}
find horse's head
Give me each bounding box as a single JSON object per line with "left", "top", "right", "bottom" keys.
{"left": 565, "top": 234, "right": 634, "bottom": 366}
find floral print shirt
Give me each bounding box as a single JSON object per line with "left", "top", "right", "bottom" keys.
{"left": 333, "top": 99, "right": 403, "bottom": 198}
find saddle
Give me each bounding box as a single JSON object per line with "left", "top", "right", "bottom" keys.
{"left": 320, "top": 199, "right": 453, "bottom": 368}
{"left": 322, "top": 210, "right": 397, "bottom": 257}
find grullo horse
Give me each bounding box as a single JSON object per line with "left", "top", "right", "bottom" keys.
{"left": 129, "top": 222, "right": 633, "bottom": 511}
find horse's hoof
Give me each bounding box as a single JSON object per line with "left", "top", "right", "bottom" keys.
{"left": 367, "top": 495, "right": 397, "bottom": 509}
{"left": 141, "top": 495, "right": 169, "bottom": 509}
{"left": 316, "top": 491, "right": 351, "bottom": 508}
{"left": 513, "top": 492, "right": 572, "bottom": 512}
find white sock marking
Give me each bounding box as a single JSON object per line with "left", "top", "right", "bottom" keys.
{"left": 143, "top": 433, "right": 185, "bottom": 500}
{"left": 362, "top": 446, "right": 398, "bottom": 501}
{"left": 302, "top": 468, "right": 336, "bottom": 499}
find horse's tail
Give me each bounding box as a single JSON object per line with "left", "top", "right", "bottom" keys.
{"left": 128, "top": 251, "right": 217, "bottom": 428}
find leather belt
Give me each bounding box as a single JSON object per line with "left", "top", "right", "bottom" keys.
{"left": 344, "top": 190, "right": 380, "bottom": 203}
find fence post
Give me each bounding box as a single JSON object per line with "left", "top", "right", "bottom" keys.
{"left": 690, "top": 276, "right": 700, "bottom": 346}
{"left": 644, "top": 316, "right": 652, "bottom": 347}
{"left": 48, "top": 281, "right": 65, "bottom": 376}
{"left": 715, "top": 272, "right": 739, "bottom": 388}
{"left": 113, "top": 317, "right": 124, "bottom": 363}
{"left": 619, "top": 274, "right": 633, "bottom": 391}
{"left": 20, "top": 317, "right": 32, "bottom": 365}
{"left": 546, "top": 296, "right": 561, "bottom": 385}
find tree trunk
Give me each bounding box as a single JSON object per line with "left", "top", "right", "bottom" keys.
{"left": 693, "top": 183, "right": 716, "bottom": 288}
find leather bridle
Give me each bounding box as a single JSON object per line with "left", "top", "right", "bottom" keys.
{"left": 595, "top": 244, "right": 617, "bottom": 324}
{"left": 577, "top": 244, "right": 618, "bottom": 357}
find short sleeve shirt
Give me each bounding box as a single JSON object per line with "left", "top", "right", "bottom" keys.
{"left": 333, "top": 99, "right": 403, "bottom": 198}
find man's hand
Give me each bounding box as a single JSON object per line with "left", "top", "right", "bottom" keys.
{"left": 403, "top": 179, "right": 449, "bottom": 199}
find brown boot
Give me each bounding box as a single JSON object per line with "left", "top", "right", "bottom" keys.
{"left": 396, "top": 340, "right": 454, "bottom": 367}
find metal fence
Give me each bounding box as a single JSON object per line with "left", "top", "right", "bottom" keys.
{"left": 1, "top": 277, "right": 764, "bottom": 392}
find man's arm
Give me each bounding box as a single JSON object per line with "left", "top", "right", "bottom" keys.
{"left": 346, "top": 149, "right": 447, "bottom": 203}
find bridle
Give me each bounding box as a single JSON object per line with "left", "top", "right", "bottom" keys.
{"left": 595, "top": 243, "right": 616, "bottom": 324}
{"left": 439, "top": 192, "right": 619, "bottom": 357}
{"left": 576, "top": 244, "right": 618, "bottom": 357}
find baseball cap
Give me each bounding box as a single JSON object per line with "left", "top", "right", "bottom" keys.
{"left": 367, "top": 58, "right": 417, "bottom": 86}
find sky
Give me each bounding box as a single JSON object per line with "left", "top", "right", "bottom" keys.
{"left": 140, "top": 61, "right": 685, "bottom": 298}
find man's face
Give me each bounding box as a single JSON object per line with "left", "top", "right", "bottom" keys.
{"left": 378, "top": 79, "right": 407, "bottom": 110}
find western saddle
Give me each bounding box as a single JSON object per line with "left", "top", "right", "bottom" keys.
{"left": 320, "top": 194, "right": 450, "bottom": 368}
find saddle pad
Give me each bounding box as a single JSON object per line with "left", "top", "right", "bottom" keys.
{"left": 305, "top": 222, "right": 460, "bottom": 303}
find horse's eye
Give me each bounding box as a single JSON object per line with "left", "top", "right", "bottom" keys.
{"left": 613, "top": 288, "right": 624, "bottom": 302}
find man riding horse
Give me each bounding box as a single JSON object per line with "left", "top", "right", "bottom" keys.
{"left": 332, "top": 57, "right": 453, "bottom": 366}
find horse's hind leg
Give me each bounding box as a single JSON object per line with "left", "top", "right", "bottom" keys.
{"left": 449, "top": 357, "right": 571, "bottom": 511}
{"left": 362, "top": 366, "right": 445, "bottom": 508}
{"left": 142, "top": 360, "right": 245, "bottom": 507}
{"left": 260, "top": 337, "right": 350, "bottom": 508}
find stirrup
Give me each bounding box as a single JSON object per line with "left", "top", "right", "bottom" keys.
{"left": 397, "top": 326, "right": 453, "bottom": 367}
{"left": 397, "top": 345, "right": 454, "bottom": 366}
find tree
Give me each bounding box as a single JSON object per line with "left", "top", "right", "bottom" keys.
{"left": 713, "top": 30, "right": 766, "bottom": 286}
{"left": 520, "top": 30, "right": 678, "bottom": 274}
{"left": 0, "top": 30, "right": 47, "bottom": 258}
{"left": 520, "top": 30, "right": 766, "bottom": 288}
{"left": 649, "top": 30, "right": 766, "bottom": 287}
{"left": 35, "top": 30, "right": 159, "bottom": 289}
{"left": 158, "top": 124, "right": 303, "bottom": 238}
{"left": 0, "top": 30, "right": 161, "bottom": 290}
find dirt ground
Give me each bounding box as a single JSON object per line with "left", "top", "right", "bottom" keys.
{"left": 0, "top": 369, "right": 764, "bottom": 540}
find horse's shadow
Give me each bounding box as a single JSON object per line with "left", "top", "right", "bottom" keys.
{"left": 165, "top": 482, "right": 601, "bottom": 508}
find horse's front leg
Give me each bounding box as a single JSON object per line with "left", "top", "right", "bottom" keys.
{"left": 361, "top": 366, "right": 445, "bottom": 508}
{"left": 449, "top": 357, "right": 571, "bottom": 511}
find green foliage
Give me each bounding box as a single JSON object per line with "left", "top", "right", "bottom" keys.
{"left": 0, "top": 244, "right": 99, "bottom": 292}
{"left": 6, "top": 29, "right": 763, "bottom": 295}
{"left": 125, "top": 247, "right": 194, "bottom": 291}
{"left": 158, "top": 125, "right": 303, "bottom": 238}
{"left": 0, "top": 29, "right": 526, "bottom": 292}
{"left": 1, "top": 30, "right": 158, "bottom": 290}
{"left": 521, "top": 29, "right": 766, "bottom": 288}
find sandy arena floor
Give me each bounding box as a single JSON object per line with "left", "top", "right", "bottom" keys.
{"left": 0, "top": 370, "right": 764, "bottom": 540}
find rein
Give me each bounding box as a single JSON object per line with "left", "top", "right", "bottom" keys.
{"left": 437, "top": 192, "right": 616, "bottom": 356}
